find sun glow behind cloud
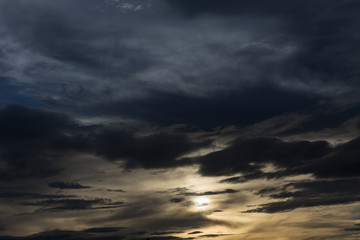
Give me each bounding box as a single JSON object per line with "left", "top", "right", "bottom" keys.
{"left": 194, "top": 196, "right": 210, "bottom": 210}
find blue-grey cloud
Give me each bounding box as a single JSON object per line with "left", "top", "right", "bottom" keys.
{"left": 1, "top": 0, "right": 359, "bottom": 129}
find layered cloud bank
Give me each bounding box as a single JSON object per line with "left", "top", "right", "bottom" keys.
{"left": 1, "top": 1, "right": 360, "bottom": 240}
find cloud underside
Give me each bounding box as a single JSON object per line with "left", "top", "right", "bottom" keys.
{"left": 247, "top": 178, "right": 360, "bottom": 213}
{"left": 0, "top": 229, "right": 187, "bottom": 240}
{"left": 0, "top": 104, "right": 360, "bottom": 214}
{"left": 0, "top": 0, "right": 360, "bottom": 127}
{"left": 1, "top": 104, "right": 359, "bottom": 180}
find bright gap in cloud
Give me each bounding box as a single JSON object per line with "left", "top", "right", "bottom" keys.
{"left": 194, "top": 196, "right": 210, "bottom": 210}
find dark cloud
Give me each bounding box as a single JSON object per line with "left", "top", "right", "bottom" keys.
{"left": 0, "top": 228, "right": 127, "bottom": 240}
{"left": 310, "top": 137, "right": 360, "bottom": 178}
{"left": 85, "top": 85, "right": 321, "bottom": 128}
{"left": 0, "top": 104, "right": 79, "bottom": 181}
{"left": 344, "top": 224, "right": 360, "bottom": 232}
{"left": 1, "top": 104, "right": 360, "bottom": 216}
{"left": 151, "top": 231, "right": 184, "bottom": 235}
{"left": 0, "top": 104, "right": 209, "bottom": 182}
{"left": 0, "top": 104, "right": 75, "bottom": 140}
{"left": 199, "top": 234, "right": 231, "bottom": 238}
{"left": 165, "top": 0, "right": 323, "bottom": 17}
{"left": 279, "top": 105, "right": 360, "bottom": 135}
{"left": 188, "top": 231, "right": 202, "bottom": 235}
{"left": 132, "top": 237, "right": 186, "bottom": 240}
{"left": 1, "top": 0, "right": 360, "bottom": 238}
{"left": 107, "top": 189, "right": 126, "bottom": 193}
{"left": 1, "top": 0, "right": 358, "bottom": 129}
{"left": 129, "top": 231, "right": 148, "bottom": 236}
{"left": 21, "top": 198, "right": 124, "bottom": 212}
{"left": 245, "top": 179, "right": 360, "bottom": 213}
{"left": 170, "top": 198, "right": 185, "bottom": 203}
{"left": 48, "top": 181, "right": 90, "bottom": 189}
{"left": 166, "top": 0, "right": 360, "bottom": 91}
{"left": 197, "top": 137, "right": 332, "bottom": 177}
{"left": 143, "top": 213, "right": 223, "bottom": 233}
{"left": 219, "top": 173, "right": 266, "bottom": 184}
{"left": 198, "top": 136, "right": 360, "bottom": 182}
{"left": 84, "top": 227, "right": 126, "bottom": 233}
{"left": 0, "top": 191, "right": 73, "bottom": 199}
{"left": 0, "top": 0, "right": 153, "bottom": 78}
{"left": 95, "top": 130, "right": 209, "bottom": 169}
{"left": 181, "top": 189, "right": 238, "bottom": 196}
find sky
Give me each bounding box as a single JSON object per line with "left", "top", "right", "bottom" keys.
{"left": 0, "top": 0, "right": 360, "bottom": 239}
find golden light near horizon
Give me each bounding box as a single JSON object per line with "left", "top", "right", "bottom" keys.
{"left": 194, "top": 196, "right": 210, "bottom": 210}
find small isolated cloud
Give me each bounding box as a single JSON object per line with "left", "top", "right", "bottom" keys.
{"left": 170, "top": 198, "right": 184, "bottom": 203}
{"left": 107, "top": 189, "right": 126, "bottom": 192}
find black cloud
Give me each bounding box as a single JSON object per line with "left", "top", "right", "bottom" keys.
{"left": 48, "top": 181, "right": 90, "bottom": 189}
{"left": 85, "top": 85, "right": 321, "bottom": 128}
{"left": 170, "top": 198, "right": 185, "bottom": 203}
{"left": 344, "top": 224, "right": 360, "bottom": 232}
{"left": 165, "top": 0, "right": 321, "bottom": 17}
{"left": 2, "top": 104, "right": 360, "bottom": 214}
{"left": 0, "top": 104, "right": 79, "bottom": 181}
{"left": 95, "top": 130, "right": 208, "bottom": 169}
{"left": 199, "top": 234, "right": 231, "bottom": 238}
{"left": 0, "top": 228, "right": 127, "bottom": 240}
{"left": 21, "top": 198, "right": 124, "bottom": 212}
{"left": 197, "top": 137, "right": 332, "bottom": 177}
{"left": 181, "top": 189, "right": 238, "bottom": 196}
{"left": 0, "top": 104, "right": 209, "bottom": 182}
{"left": 84, "top": 227, "right": 126, "bottom": 233}
{"left": 107, "top": 189, "right": 126, "bottom": 193}
{"left": 0, "top": 192, "right": 73, "bottom": 199}
{"left": 151, "top": 231, "right": 183, "bottom": 235}
{"left": 246, "top": 178, "right": 360, "bottom": 213}
{"left": 198, "top": 136, "right": 360, "bottom": 181}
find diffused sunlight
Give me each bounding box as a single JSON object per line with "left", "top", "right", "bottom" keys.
{"left": 194, "top": 196, "right": 210, "bottom": 210}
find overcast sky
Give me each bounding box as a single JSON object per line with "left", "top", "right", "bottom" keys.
{"left": 1, "top": 0, "right": 360, "bottom": 239}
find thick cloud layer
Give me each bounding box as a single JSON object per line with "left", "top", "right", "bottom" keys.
{"left": 246, "top": 179, "right": 360, "bottom": 213}
{"left": 1, "top": 1, "right": 360, "bottom": 239}
{"left": 0, "top": 104, "right": 77, "bottom": 180}
{"left": 1, "top": 0, "right": 359, "bottom": 128}
{"left": 0, "top": 105, "right": 209, "bottom": 182}
{"left": 198, "top": 137, "right": 360, "bottom": 181}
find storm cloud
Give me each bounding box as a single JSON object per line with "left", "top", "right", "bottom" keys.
{"left": 0, "top": 104, "right": 209, "bottom": 182}
{"left": 1, "top": 0, "right": 360, "bottom": 239}
{"left": 1, "top": 0, "right": 359, "bottom": 128}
